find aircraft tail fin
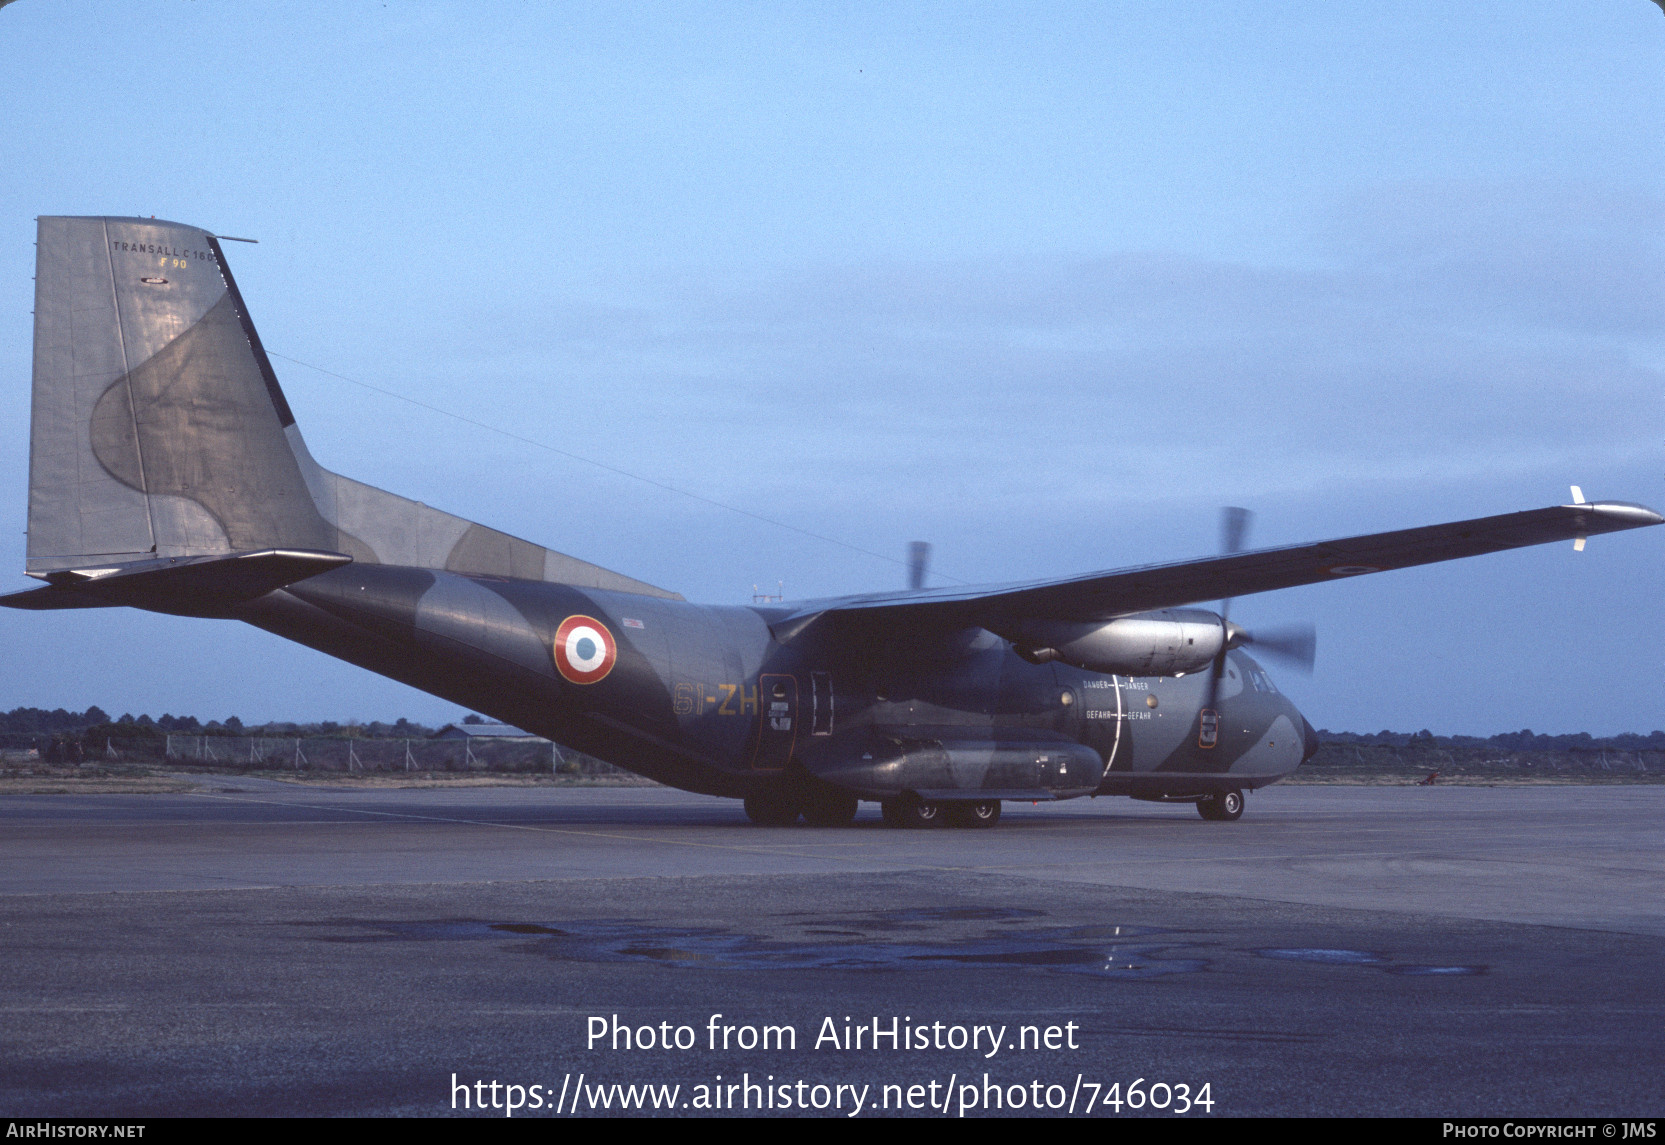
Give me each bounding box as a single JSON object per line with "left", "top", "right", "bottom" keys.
{"left": 27, "top": 216, "right": 336, "bottom": 574}
{"left": 24, "top": 216, "right": 679, "bottom": 599}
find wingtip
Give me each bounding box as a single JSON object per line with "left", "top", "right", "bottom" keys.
{"left": 1585, "top": 501, "right": 1665, "bottom": 527}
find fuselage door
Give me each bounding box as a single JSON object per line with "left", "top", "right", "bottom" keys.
{"left": 752, "top": 673, "right": 799, "bottom": 769}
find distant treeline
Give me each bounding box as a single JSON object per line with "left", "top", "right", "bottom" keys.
{"left": 1315, "top": 728, "right": 1665, "bottom": 752}
{"left": 0, "top": 706, "right": 438, "bottom": 740}
{"left": 3, "top": 706, "right": 1661, "bottom": 753}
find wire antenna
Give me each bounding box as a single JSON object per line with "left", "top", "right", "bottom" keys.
{"left": 266, "top": 350, "right": 968, "bottom": 584}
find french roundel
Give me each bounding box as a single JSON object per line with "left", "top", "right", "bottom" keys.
{"left": 553, "top": 615, "right": 617, "bottom": 685}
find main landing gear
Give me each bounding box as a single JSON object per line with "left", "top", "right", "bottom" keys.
{"left": 1196, "top": 789, "right": 1244, "bottom": 821}
{"left": 881, "top": 798, "right": 1001, "bottom": 829}
{"left": 743, "top": 788, "right": 860, "bottom": 827}
{"left": 743, "top": 791, "right": 801, "bottom": 826}
{"left": 742, "top": 790, "right": 1004, "bottom": 828}
{"left": 801, "top": 791, "right": 860, "bottom": 827}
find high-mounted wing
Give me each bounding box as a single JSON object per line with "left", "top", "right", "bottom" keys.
{"left": 774, "top": 499, "right": 1661, "bottom": 637}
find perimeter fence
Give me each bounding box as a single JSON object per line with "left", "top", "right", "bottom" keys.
{"left": 0, "top": 732, "right": 626, "bottom": 775}
{"left": 5, "top": 732, "right": 1662, "bottom": 777}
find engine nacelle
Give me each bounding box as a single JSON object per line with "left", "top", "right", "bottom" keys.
{"left": 1003, "top": 608, "right": 1226, "bottom": 676}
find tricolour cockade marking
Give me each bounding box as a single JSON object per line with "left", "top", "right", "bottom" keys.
{"left": 553, "top": 615, "right": 617, "bottom": 685}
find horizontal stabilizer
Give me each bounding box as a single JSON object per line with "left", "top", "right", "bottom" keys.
{"left": 0, "top": 586, "right": 120, "bottom": 610}
{"left": 3, "top": 549, "right": 351, "bottom": 616}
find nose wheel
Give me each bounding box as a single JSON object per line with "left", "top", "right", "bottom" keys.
{"left": 1197, "top": 789, "right": 1244, "bottom": 821}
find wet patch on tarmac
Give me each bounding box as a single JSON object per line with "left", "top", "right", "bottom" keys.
{"left": 304, "top": 914, "right": 1482, "bottom": 983}
{"left": 308, "top": 912, "right": 1207, "bottom": 979}
{"left": 1256, "top": 947, "right": 1485, "bottom": 976}
{"left": 1258, "top": 947, "right": 1386, "bottom": 965}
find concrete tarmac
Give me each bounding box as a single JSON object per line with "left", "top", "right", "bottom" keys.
{"left": 1, "top": 783, "right": 1661, "bottom": 1117}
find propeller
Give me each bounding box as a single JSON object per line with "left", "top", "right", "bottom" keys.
{"left": 1220, "top": 505, "right": 1251, "bottom": 564}
{"left": 1237, "top": 623, "right": 1317, "bottom": 673}
{"left": 1201, "top": 508, "right": 1317, "bottom": 741}
{"left": 1201, "top": 508, "right": 1250, "bottom": 730}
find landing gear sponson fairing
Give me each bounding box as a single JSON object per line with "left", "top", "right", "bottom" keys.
{"left": 7, "top": 217, "right": 1660, "bottom": 827}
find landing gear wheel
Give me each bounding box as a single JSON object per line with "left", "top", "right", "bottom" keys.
{"left": 1197, "top": 790, "right": 1244, "bottom": 821}
{"left": 744, "top": 791, "right": 802, "bottom": 826}
{"left": 880, "top": 798, "right": 944, "bottom": 828}
{"left": 946, "top": 800, "right": 1001, "bottom": 829}
{"left": 801, "top": 791, "right": 860, "bottom": 827}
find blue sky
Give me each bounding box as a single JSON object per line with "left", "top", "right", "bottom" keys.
{"left": 0, "top": 1, "right": 1661, "bottom": 734}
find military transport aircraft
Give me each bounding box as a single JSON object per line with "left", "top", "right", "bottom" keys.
{"left": 7, "top": 217, "right": 1660, "bottom": 827}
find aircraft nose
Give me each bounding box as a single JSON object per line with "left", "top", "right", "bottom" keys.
{"left": 1300, "top": 714, "right": 1320, "bottom": 763}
